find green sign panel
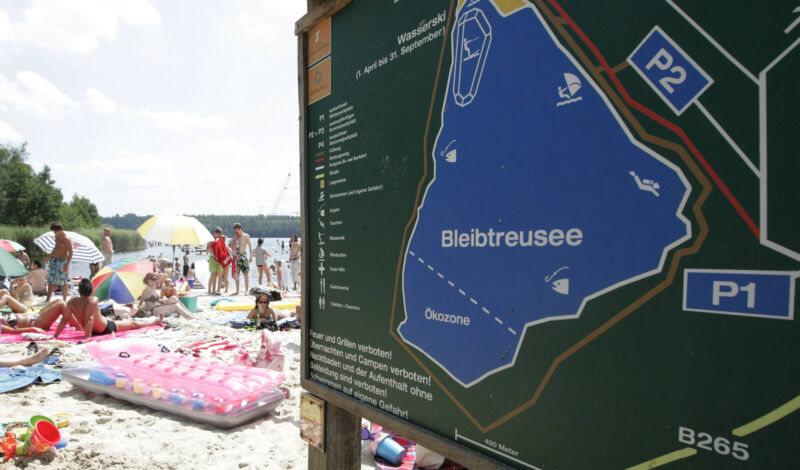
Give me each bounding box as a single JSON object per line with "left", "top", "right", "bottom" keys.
{"left": 302, "top": 0, "right": 799, "bottom": 468}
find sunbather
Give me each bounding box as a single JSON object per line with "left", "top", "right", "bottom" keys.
{"left": 246, "top": 294, "right": 278, "bottom": 323}
{"left": 137, "top": 273, "right": 193, "bottom": 319}
{"left": 0, "top": 276, "right": 34, "bottom": 313}
{"left": 55, "top": 278, "right": 162, "bottom": 339}
{"left": 1, "top": 299, "right": 67, "bottom": 334}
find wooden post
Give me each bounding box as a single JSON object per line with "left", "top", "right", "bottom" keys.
{"left": 308, "top": 400, "right": 361, "bottom": 470}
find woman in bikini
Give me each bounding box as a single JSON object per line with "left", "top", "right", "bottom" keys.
{"left": 246, "top": 293, "right": 278, "bottom": 324}
{"left": 1, "top": 299, "right": 68, "bottom": 334}
{"left": 137, "top": 273, "right": 193, "bottom": 319}
{"left": 0, "top": 276, "right": 35, "bottom": 313}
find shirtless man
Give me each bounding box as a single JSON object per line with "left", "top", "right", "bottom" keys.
{"left": 289, "top": 234, "right": 301, "bottom": 291}
{"left": 230, "top": 223, "right": 253, "bottom": 295}
{"left": 45, "top": 221, "right": 72, "bottom": 302}
{"left": 54, "top": 278, "right": 161, "bottom": 339}
{"left": 17, "top": 250, "right": 30, "bottom": 269}
{"left": 101, "top": 227, "right": 114, "bottom": 266}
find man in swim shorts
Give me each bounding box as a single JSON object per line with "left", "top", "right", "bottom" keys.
{"left": 45, "top": 221, "right": 72, "bottom": 303}
{"left": 54, "top": 278, "right": 161, "bottom": 339}
{"left": 101, "top": 227, "right": 114, "bottom": 266}
{"left": 230, "top": 223, "right": 253, "bottom": 295}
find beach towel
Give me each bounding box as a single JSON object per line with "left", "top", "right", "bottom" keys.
{"left": 0, "top": 364, "right": 62, "bottom": 393}
{"left": 208, "top": 310, "right": 249, "bottom": 325}
{"left": 0, "top": 322, "right": 163, "bottom": 344}
{"left": 211, "top": 238, "right": 232, "bottom": 268}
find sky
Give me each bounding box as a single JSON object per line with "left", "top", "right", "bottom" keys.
{"left": 0, "top": 0, "right": 307, "bottom": 217}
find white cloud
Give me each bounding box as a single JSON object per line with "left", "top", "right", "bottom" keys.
{"left": 85, "top": 88, "right": 118, "bottom": 114}
{"left": 203, "top": 138, "right": 255, "bottom": 154}
{"left": 0, "top": 71, "right": 76, "bottom": 119}
{"left": 124, "top": 108, "right": 229, "bottom": 131}
{"left": 235, "top": 11, "right": 278, "bottom": 44}
{"left": 0, "top": 120, "right": 24, "bottom": 144}
{"left": 1, "top": 0, "right": 161, "bottom": 54}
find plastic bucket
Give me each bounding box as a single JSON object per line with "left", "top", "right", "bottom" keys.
{"left": 178, "top": 294, "right": 198, "bottom": 313}
{"left": 375, "top": 436, "right": 407, "bottom": 464}
{"left": 22, "top": 420, "right": 61, "bottom": 455}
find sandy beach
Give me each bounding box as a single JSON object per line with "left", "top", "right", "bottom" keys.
{"left": 0, "top": 290, "right": 376, "bottom": 470}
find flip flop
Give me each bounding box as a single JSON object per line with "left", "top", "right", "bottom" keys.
{"left": 26, "top": 342, "right": 38, "bottom": 355}
{"left": 44, "top": 348, "right": 62, "bottom": 366}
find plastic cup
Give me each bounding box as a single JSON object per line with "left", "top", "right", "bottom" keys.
{"left": 374, "top": 436, "right": 407, "bottom": 464}
{"left": 132, "top": 378, "right": 145, "bottom": 394}
{"left": 151, "top": 383, "right": 163, "bottom": 399}
{"left": 21, "top": 420, "right": 61, "bottom": 455}
{"left": 115, "top": 373, "right": 127, "bottom": 389}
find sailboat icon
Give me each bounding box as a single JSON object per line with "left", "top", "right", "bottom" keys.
{"left": 556, "top": 72, "right": 583, "bottom": 107}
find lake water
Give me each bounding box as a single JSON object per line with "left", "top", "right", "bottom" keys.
{"left": 70, "top": 237, "right": 298, "bottom": 290}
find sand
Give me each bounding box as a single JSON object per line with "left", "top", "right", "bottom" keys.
{"left": 0, "top": 291, "right": 377, "bottom": 470}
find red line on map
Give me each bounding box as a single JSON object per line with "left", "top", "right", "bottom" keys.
{"left": 546, "top": 0, "right": 760, "bottom": 239}
{"left": 315, "top": 157, "right": 325, "bottom": 163}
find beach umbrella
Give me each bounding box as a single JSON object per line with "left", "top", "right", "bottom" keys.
{"left": 0, "top": 239, "right": 25, "bottom": 252}
{"left": 136, "top": 214, "right": 214, "bottom": 247}
{"left": 91, "top": 258, "right": 153, "bottom": 303}
{"left": 33, "top": 231, "right": 104, "bottom": 264}
{"left": 0, "top": 248, "right": 29, "bottom": 278}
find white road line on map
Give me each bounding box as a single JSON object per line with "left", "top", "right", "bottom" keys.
{"left": 409, "top": 250, "right": 415, "bottom": 256}
{"left": 458, "top": 289, "right": 466, "bottom": 296}
{"left": 695, "top": 100, "right": 760, "bottom": 176}
{"left": 447, "top": 280, "right": 455, "bottom": 287}
{"left": 470, "top": 298, "right": 478, "bottom": 304}
{"left": 495, "top": 317, "right": 504, "bottom": 325}
{"left": 418, "top": 257, "right": 425, "bottom": 263}
{"left": 665, "top": 0, "right": 758, "bottom": 84}
{"left": 482, "top": 307, "right": 491, "bottom": 315}
{"left": 437, "top": 272, "right": 444, "bottom": 279}
{"left": 761, "top": 35, "right": 800, "bottom": 75}
{"left": 427, "top": 265, "right": 435, "bottom": 271}
{"left": 785, "top": 7, "right": 800, "bottom": 34}
{"left": 758, "top": 34, "right": 800, "bottom": 262}
{"left": 508, "top": 327, "right": 517, "bottom": 335}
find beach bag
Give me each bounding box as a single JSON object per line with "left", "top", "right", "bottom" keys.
{"left": 233, "top": 330, "right": 284, "bottom": 371}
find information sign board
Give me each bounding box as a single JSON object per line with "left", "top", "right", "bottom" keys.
{"left": 299, "top": 1, "right": 799, "bottom": 468}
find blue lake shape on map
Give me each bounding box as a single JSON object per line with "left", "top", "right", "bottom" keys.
{"left": 399, "top": 1, "right": 691, "bottom": 387}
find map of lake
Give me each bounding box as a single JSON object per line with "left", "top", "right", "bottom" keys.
{"left": 399, "top": 0, "right": 692, "bottom": 386}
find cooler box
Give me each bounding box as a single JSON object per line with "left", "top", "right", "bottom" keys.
{"left": 178, "top": 294, "right": 198, "bottom": 313}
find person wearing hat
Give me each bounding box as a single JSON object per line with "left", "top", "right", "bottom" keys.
{"left": 101, "top": 227, "right": 114, "bottom": 267}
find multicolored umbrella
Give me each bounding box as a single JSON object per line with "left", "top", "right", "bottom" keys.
{"left": 34, "top": 231, "right": 104, "bottom": 264}
{"left": 0, "top": 248, "right": 28, "bottom": 279}
{"left": 91, "top": 258, "right": 153, "bottom": 303}
{"left": 0, "top": 239, "right": 25, "bottom": 252}
{"left": 136, "top": 214, "right": 214, "bottom": 246}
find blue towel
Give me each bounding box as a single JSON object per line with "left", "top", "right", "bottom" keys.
{"left": 0, "top": 364, "right": 62, "bottom": 393}
{"left": 208, "top": 311, "right": 249, "bottom": 325}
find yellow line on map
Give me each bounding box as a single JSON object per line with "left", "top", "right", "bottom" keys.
{"left": 733, "top": 394, "right": 800, "bottom": 437}
{"left": 625, "top": 447, "right": 697, "bottom": 470}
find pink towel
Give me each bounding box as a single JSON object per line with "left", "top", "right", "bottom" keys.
{"left": 0, "top": 322, "right": 163, "bottom": 344}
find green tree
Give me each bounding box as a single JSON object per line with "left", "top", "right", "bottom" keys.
{"left": 59, "top": 194, "right": 102, "bottom": 228}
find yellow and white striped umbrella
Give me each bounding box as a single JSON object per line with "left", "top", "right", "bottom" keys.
{"left": 136, "top": 214, "right": 214, "bottom": 246}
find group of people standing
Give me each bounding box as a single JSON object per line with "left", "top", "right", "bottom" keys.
{"left": 205, "top": 224, "right": 301, "bottom": 296}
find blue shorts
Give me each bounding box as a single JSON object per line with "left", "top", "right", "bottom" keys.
{"left": 47, "top": 258, "right": 69, "bottom": 285}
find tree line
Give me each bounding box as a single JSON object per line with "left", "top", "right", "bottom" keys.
{"left": 0, "top": 143, "right": 102, "bottom": 228}
{"left": 103, "top": 214, "right": 301, "bottom": 238}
